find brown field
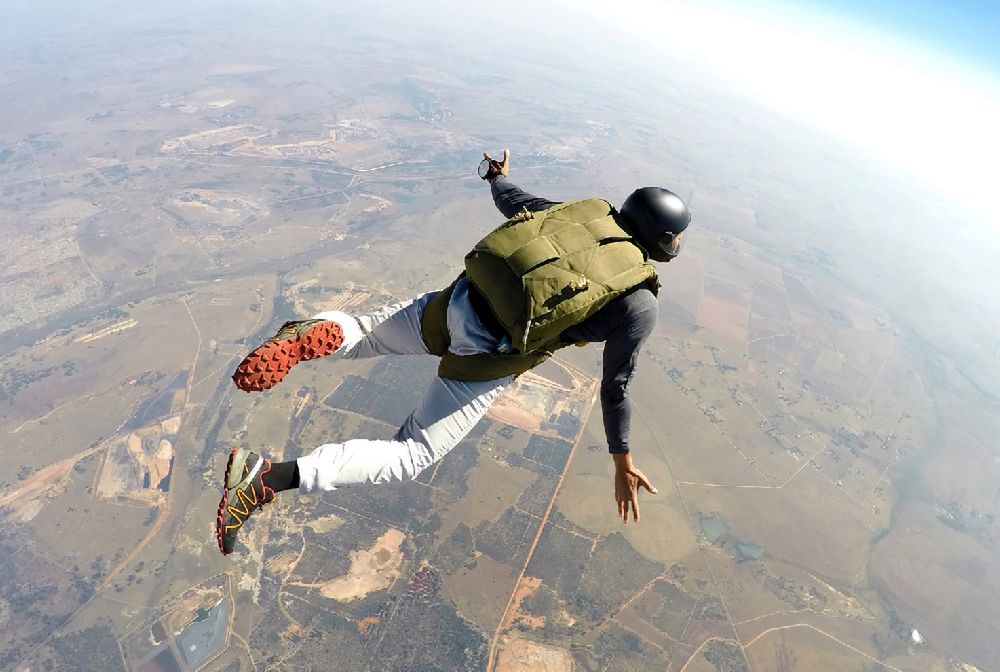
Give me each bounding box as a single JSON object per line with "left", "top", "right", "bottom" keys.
{"left": 435, "top": 451, "right": 537, "bottom": 539}
{"left": 489, "top": 402, "right": 547, "bottom": 433}
{"left": 696, "top": 294, "right": 750, "bottom": 345}
{"left": 306, "top": 513, "right": 345, "bottom": 534}
{"left": 870, "top": 500, "right": 1000, "bottom": 667}
{"left": 744, "top": 623, "right": 893, "bottom": 672}
{"left": 616, "top": 606, "right": 679, "bottom": 656}
{"left": 750, "top": 280, "right": 792, "bottom": 322}
{"left": 630, "top": 377, "right": 772, "bottom": 487}
{"left": 531, "top": 358, "right": 575, "bottom": 389}
{"left": 681, "top": 475, "right": 876, "bottom": 585}
{"left": 0, "top": 448, "right": 91, "bottom": 522}
{"left": 659, "top": 293, "right": 700, "bottom": 332}
{"left": 679, "top": 641, "right": 740, "bottom": 672}
{"left": 27, "top": 468, "right": 152, "bottom": 571}
{"left": 488, "top": 364, "right": 593, "bottom": 435}
{"left": 243, "top": 399, "right": 296, "bottom": 459}
{"left": 267, "top": 551, "right": 301, "bottom": 577}
{"left": 290, "top": 528, "right": 406, "bottom": 601}
{"left": 442, "top": 554, "right": 518, "bottom": 632}
{"left": 704, "top": 275, "right": 751, "bottom": 306}
{"left": 495, "top": 635, "right": 573, "bottom": 672}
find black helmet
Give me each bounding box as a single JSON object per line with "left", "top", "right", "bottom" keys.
{"left": 619, "top": 187, "right": 691, "bottom": 262}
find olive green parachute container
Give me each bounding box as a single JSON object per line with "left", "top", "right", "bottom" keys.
{"left": 422, "top": 198, "right": 657, "bottom": 381}
{"left": 467, "top": 198, "right": 657, "bottom": 352}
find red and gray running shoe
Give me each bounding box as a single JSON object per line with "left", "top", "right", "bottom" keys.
{"left": 216, "top": 447, "right": 276, "bottom": 555}
{"left": 232, "top": 319, "right": 344, "bottom": 392}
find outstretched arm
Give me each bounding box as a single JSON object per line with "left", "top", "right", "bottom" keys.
{"left": 491, "top": 177, "right": 560, "bottom": 218}
{"left": 483, "top": 150, "right": 560, "bottom": 218}
{"left": 563, "top": 288, "right": 658, "bottom": 453}
{"left": 562, "top": 287, "right": 659, "bottom": 522}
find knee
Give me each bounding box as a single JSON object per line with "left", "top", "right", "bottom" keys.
{"left": 394, "top": 428, "right": 446, "bottom": 480}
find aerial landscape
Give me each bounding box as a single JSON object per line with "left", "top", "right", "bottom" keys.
{"left": 1, "top": 1, "right": 998, "bottom": 671}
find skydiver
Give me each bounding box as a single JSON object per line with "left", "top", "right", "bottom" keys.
{"left": 216, "top": 150, "right": 691, "bottom": 556}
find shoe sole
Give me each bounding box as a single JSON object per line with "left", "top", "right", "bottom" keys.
{"left": 232, "top": 321, "right": 344, "bottom": 392}
{"left": 216, "top": 447, "right": 240, "bottom": 555}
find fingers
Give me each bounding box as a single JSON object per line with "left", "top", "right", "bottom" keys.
{"left": 618, "top": 497, "right": 626, "bottom": 522}
{"left": 631, "top": 491, "right": 640, "bottom": 522}
{"left": 501, "top": 149, "right": 509, "bottom": 166}
{"left": 631, "top": 468, "right": 659, "bottom": 495}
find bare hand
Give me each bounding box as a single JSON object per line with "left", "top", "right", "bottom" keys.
{"left": 480, "top": 149, "right": 509, "bottom": 181}
{"left": 613, "top": 453, "right": 657, "bottom": 524}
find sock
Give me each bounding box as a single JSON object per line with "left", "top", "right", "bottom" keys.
{"left": 262, "top": 459, "right": 300, "bottom": 492}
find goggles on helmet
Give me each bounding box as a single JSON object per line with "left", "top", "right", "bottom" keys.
{"left": 657, "top": 231, "right": 685, "bottom": 260}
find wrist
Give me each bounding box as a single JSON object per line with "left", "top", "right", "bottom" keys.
{"left": 612, "top": 451, "right": 632, "bottom": 471}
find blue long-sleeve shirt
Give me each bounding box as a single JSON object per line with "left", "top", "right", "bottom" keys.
{"left": 489, "top": 176, "right": 658, "bottom": 454}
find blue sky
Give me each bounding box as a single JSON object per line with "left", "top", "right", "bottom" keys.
{"left": 807, "top": 0, "right": 1000, "bottom": 72}
{"left": 573, "top": 0, "right": 1000, "bottom": 225}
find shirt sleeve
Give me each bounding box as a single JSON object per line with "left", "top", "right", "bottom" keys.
{"left": 490, "top": 175, "right": 561, "bottom": 218}
{"left": 560, "top": 287, "right": 658, "bottom": 453}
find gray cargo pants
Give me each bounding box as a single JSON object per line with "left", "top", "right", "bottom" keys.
{"left": 296, "top": 289, "right": 513, "bottom": 492}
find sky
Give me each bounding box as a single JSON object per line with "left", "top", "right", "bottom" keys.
{"left": 803, "top": 0, "right": 1000, "bottom": 70}
{"left": 571, "top": 0, "right": 1000, "bottom": 227}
